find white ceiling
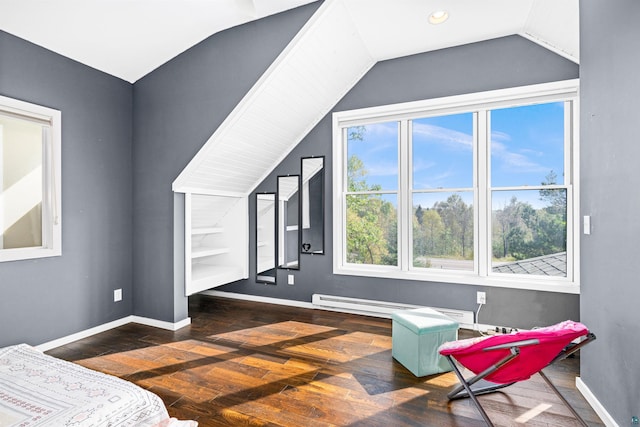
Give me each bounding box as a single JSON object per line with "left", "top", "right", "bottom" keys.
{"left": 1, "top": 0, "right": 578, "bottom": 84}
{"left": 0, "top": 0, "right": 318, "bottom": 83}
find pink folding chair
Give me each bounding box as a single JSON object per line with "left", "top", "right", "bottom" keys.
{"left": 438, "top": 320, "right": 596, "bottom": 426}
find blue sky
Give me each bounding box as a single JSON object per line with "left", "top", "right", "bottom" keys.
{"left": 347, "top": 102, "right": 565, "bottom": 209}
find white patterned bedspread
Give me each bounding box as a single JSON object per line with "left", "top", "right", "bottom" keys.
{"left": 0, "top": 344, "right": 176, "bottom": 427}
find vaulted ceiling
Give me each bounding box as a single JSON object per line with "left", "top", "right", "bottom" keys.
{"left": 1, "top": 0, "right": 578, "bottom": 195}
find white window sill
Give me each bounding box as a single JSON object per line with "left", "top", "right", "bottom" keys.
{"left": 0, "top": 247, "right": 61, "bottom": 263}
{"left": 334, "top": 264, "right": 580, "bottom": 294}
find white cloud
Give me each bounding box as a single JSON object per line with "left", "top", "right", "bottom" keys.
{"left": 413, "top": 123, "right": 472, "bottom": 150}
{"left": 491, "top": 137, "right": 549, "bottom": 174}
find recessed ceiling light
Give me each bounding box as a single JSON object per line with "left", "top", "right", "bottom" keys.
{"left": 429, "top": 10, "right": 449, "bottom": 25}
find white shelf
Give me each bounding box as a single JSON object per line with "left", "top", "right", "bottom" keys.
{"left": 185, "top": 193, "right": 248, "bottom": 296}
{"left": 191, "top": 264, "right": 244, "bottom": 288}
{"left": 191, "top": 247, "right": 230, "bottom": 259}
{"left": 192, "top": 227, "right": 224, "bottom": 235}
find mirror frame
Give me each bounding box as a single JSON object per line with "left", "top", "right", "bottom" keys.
{"left": 277, "top": 175, "right": 301, "bottom": 270}
{"left": 300, "top": 156, "right": 325, "bottom": 255}
{"left": 255, "top": 192, "right": 277, "bottom": 284}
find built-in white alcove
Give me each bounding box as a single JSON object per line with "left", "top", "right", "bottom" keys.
{"left": 184, "top": 192, "right": 248, "bottom": 296}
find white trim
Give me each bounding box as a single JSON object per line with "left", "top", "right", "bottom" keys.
{"left": 202, "top": 290, "right": 315, "bottom": 310}
{"left": 334, "top": 265, "right": 580, "bottom": 294}
{"left": 173, "top": 186, "right": 247, "bottom": 198}
{"left": 399, "top": 120, "right": 410, "bottom": 271}
{"left": 576, "top": 377, "right": 618, "bottom": 427}
{"left": 477, "top": 110, "right": 488, "bottom": 276}
{"left": 519, "top": 32, "right": 579, "bottom": 65}
{"left": 35, "top": 316, "right": 191, "bottom": 352}
{"left": 0, "top": 96, "right": 62, "bottom": 263}
{"left": 184, "top": 192, "right": 193, "bottom": 290}
{"left": 130, "top": 315, "right": 192, "bottom": 331}
{"left": 334, "top": 80, "right": 579, "bottom": 126}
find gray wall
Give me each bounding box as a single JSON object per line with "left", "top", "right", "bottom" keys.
{"left": 1, "top": 3, "right": 632, "bottom": 422}
{"left": 580, "top": 1, "right": 640, "bottom": 424}
{"left": 131, "top": 3, "right": 321, "bottom": 321}
{"left": 0, "top": 31, "right": 134, "bottom": 347}
{"left": 223, "top": 35, "right": 581, "bottom": 330}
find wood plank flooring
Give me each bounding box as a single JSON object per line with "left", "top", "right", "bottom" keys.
{"left": 46, "top": 294, "right": 604, "bottom": 427}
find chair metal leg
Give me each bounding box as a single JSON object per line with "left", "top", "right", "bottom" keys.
{"left": 446, "top": 348, "right": 519, "bottom": 400}
{"left": 538, "top": 369, "right": 588, "bottom": 427}
{"left": 445, "top": 355, "right": 495, "bottom": 427}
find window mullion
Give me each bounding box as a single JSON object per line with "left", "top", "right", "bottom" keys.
{"left": 477, "top": 110, "right": 489, "bottom": 277}
{"left": 338, "top": 127, "right": 347, "bottom": 268}
{"left": 399, "top": 120, "right": 411, "bottom": 271}
{"left": 565, "top": 100, "right": 575, "bottom": 282}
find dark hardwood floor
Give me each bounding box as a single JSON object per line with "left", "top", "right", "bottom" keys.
{"left": 47, "top": 294, "right": 603, "bottom": 426}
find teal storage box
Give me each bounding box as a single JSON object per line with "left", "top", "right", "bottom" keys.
{"left": 392, "top": 307, "right": 459, "bottom": 377}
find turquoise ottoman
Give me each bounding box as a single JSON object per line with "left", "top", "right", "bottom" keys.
{"left": 392, "top": 307, "right": 459, "bottom": 377}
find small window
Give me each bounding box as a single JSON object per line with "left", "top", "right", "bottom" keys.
{"left": 0, "top": 95, "right": 61, "bottom": 262}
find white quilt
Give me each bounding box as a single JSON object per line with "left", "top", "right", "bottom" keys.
{"left": 0, "top": 344, "right": 194, "bottom": 427}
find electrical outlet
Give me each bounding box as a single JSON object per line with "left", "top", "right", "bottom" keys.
{"left": 476, "top": 291, "right": 486, "bottom": 304}
{"left": 288, "top": 274, "right": 294, "bottom": 285}
{"left": 114, "top": 289, "right": 122, "bottom": 302}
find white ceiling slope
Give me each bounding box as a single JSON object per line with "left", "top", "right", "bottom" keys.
{"left": 173, "top": 0, "right": 578, "bottom": 195}
{"left": 172, "top": 0, "right": 376, "bottom": 195}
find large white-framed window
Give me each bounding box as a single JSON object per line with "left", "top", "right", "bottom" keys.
{"left": 0, "top": 95, "right": 61, "bottom": 263}
{"left": 332, "top": 80, "right": 579, "bottom": 293}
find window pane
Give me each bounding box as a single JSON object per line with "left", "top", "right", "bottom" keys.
{"left": 346, "top": 193, "right": 397, "bottom": 266}
{"left": 491, "top": 189, "right": 567, "bottom": 277}
{"left": 0, "top": 114, "right": 43, "bottom": 250}
{"left": 413, "top": 192, "right": 473, "bottom": 270}
{"left": 491, "top": 102, "right": 565, "bottom": 187}
{"left": 412, "top": 113, "right": 473, "bottom": 189}
{"left": 347, "top": 122, "right": 398, "bottom": 191}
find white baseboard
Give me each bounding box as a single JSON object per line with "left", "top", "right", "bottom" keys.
{"left": 202, "top": 290, "right": 315, "bottom": 310}
{"left": 576, "top": 377, "right": 618, "bottom": 427}
{"left": 130, "top": 315, "right": 192, "bottom": 331}
{"left": 36, "top": 315, "right": 191, "bottom": 352}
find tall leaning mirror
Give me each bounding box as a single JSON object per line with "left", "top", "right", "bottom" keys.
{"left": 301, "top": 156, "right": 325, "bottom": 255}
{"left": 277, "top": 175, "right": 300, "bottom": 270}
{"left": 256, "top": 193, "right": 276, "bottom": 284}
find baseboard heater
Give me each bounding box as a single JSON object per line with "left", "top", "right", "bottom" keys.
{"left": 312, "top": 294, "right": 474, "bottom": 329}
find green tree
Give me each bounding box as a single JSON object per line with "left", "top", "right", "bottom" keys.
{"left": 493, "top": 196, "right": 532, "bottom": 259}
{"left": 415, "top": 205, "right": 424, "bottom": 225}
{"left": 413, "top": 207, "right": 444, "bottom": 267}
{"left": 346, "top": 195, "right": 391, "bottom": 264}
{"left": 434, "top": 194, "right": 473, "bottom": 258}
{"left": 345, "top": 126, "right": 396, "bottom": 265}
{"left": 539, "top": 170, "right": 567, "bottom": 219}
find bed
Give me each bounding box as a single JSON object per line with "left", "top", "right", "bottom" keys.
{"left": 0, "top": 344, "right": 197, "bottom": 427}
